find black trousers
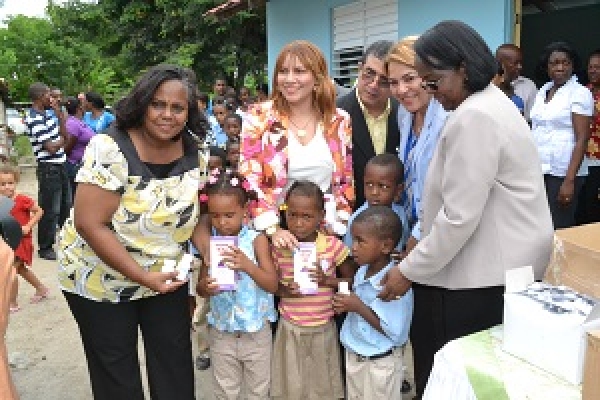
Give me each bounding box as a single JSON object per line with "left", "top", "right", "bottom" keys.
{"left": 409, "top": 284, "right": 504, "bottom": 397}
{"left": 544, "top": 174, "right": 585, "bottom": 230}
{"left": 63, "top": 286, "right": 194, "bottom": 400}
{"left": 36, "top": 162, "right": 71, "bottom": 251}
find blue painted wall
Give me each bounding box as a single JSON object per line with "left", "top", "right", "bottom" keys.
{"left": 396, "top": 0, "right": 513, "bottom": 51}
{"left": 266, "top": 0, "right": 513, "bottom": 86}
{"left": 266, "top": 0, "right": 354, "bottom": 87}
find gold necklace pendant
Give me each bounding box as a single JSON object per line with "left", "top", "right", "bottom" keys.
{"left": 289, "top": 115, "right": 312, "bottom": 138}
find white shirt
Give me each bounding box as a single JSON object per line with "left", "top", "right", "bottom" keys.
{"left": 512, "top": 76, "right": 538, "bottom": 121}
{"left": 530, "top": 75, "right": 594, "bottom": 177}
{"left": 285, "top": 124, "right": 334, "bottom": 194}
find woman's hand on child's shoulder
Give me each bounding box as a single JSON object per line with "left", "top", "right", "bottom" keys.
{"left": 271, "top": 228, "right": 299, "bottom": 250}
{"left": 197, "top": 276, "right": 220, "bottom": 298}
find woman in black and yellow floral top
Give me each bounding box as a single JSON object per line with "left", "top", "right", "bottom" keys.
{"left": 58, "top": 65, "right": 207, "bottom": 400}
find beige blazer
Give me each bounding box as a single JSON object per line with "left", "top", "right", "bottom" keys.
{"left": 400, "top": 84, "right": 554, "bottom": 289}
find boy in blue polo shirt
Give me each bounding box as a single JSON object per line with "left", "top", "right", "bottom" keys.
{"left": 334, "top": 205, "right": 413, "bottom": 399}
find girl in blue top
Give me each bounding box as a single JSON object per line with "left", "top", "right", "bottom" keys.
{"left": 196, "top": 169, "right": 278, "bottom": 399}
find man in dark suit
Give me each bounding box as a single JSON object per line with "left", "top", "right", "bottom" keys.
{"left": 337, "top": 40, "right": 400, "bottom": 210}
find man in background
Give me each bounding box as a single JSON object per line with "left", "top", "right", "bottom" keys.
{"left": 496, "top": 44, "right": 538, "bottom": 121}
{"left": 337, "top": 40, "right": 401, "bottom": 209}
{"left": 24, "top": 82, "right": 71, "bottom": 261}
{"left": 207, "top": 76, "right": 227, "bottom": 116}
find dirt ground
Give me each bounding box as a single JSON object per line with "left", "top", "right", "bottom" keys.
{"left": 6, "top": 169, "right": 415, "bottom": 399}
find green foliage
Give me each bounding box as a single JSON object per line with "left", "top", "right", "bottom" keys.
{"left": 13, "top": 135, "right": 32, "bottom": 157}
{"left": 0, "top": 0, "right": 267, "bottom": 103}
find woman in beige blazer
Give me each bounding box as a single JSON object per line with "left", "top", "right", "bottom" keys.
{"left": 379, "top": 21, "right": 554, "bottom": 398}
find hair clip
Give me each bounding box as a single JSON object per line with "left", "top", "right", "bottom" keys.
{"left": 208, "top": 175, "right": 218, "bottom": 184}
{"left": 199, "top": 194, "right": 209, "bottom": 203}
{"left": 210, "top": 168, "right": 220, "bottom": 177}
{"left": 242, "top": 180, "right": 251, "bottom": 191}
{"left": 198, "top": 182, "right": 206, "bottom": 191}
{"left": 230, "top": 177, "right": 239, "bottom": 186}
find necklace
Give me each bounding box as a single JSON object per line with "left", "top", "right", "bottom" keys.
{"left": 288, "top": 116, "right": 312, "bottom": 138}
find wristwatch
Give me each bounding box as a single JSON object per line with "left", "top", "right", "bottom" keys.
{"left": 265, "top": 225, "right": 278, "bottom": 237}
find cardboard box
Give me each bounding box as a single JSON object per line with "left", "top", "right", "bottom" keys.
{"left": 503, "top": 282, "right": 600, "bottom": 384}
{"left": 583, "top": 330, "right": 600, "bottom": 400}
{"left": 545, "top": 223, "right": 600, "bottom": 299}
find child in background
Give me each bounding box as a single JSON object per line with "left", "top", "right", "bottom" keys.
{"left": 225, "top": 93, "right": 238, "bottom": 114}
{"left": 197, "top": 91, "right": 209, "bottom": 113}
{"left": 0, "top": 165, "right": 48, "bottom": 312}
{"left": 344, "top": 154, "right": 409, "bottom": 252}
{"left": 210, "top": 98, "right": 228, "bottom": 147}
{"left": 225, "top": 139, "right": 241, "bottom": 171}
{"left": 334, "top": 206, "right": 413, "bottom": 399}
{"left": 197, "top": 169, "right": 278, "bottom": 399}
{"left": 255, "top": 83, "right": 269, "bottom": 103}
{"left": 208, "top": 146, "right": 227, "bottom": 172}
{"left": 271, "top": 180, "right": 355, "bottom": 400}
{"left": 238, "top": 87, "right": 251, "bottom": 111}
{"left": 223, "top": 113, "right": 242, "bottom": 142}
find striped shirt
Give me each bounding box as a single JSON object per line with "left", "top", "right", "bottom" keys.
{"left": 273, "top": 233, "right": 349, "bottom": 327}
{"left": 25, "top": 108, "right": 66, "bottom": 163}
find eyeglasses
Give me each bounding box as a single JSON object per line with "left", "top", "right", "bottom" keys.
{"left": 421, "top": 77, "right": 443, "bottom": 92}
{"left": 361, "top": 67, "right": 390, "bottom": 88}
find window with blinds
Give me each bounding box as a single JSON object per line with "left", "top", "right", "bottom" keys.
{"left": 332, "top": 0, "right": 398, "bottom": 87}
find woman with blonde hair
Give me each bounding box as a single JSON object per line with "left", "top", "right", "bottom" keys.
{"left": 384, "top": 35, "right": 448, "bottom": 397}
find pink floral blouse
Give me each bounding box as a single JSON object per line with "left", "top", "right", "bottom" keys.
{"left": 239, "top": 100, "right": 355, "bottom": 231}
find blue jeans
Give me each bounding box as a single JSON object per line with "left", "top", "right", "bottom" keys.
{"left": 36, "top": 162, "right": 71, "bottom": 251}
{"left": 65, "top": 160, "right": 82, "bottom": 200}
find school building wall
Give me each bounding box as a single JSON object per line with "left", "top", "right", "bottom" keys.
{"left": 265, "top": 0, "right": 514, "bottom": 84}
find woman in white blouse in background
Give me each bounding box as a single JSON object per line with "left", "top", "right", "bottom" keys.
{"left": 531, "top": 42, "right": 593, "bottom": 229}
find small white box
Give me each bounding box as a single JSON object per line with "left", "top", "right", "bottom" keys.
{"left": 503, "top": 282, "right": 600, "bottom": 384}
{"left": 294, "top": 243, "right": 318, "bottom": 295}
{"left": 210, "top": 236, "right": 238, "bottom": 291}
{"left": 176, "top": 253, "right": 194, "bottom": 281}
{"left": 338, "top": 281, "right": 350, "bottom": 295}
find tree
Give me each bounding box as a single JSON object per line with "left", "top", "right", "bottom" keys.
{"left": 0, "top": 0, "right": 267, "bottom": 102}
{"left": 98, "top": 0, "right": 267, "bottom": 90}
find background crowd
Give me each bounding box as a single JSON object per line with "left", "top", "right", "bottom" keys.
{"left": 0, "top": 16, "right": 598, "bottom": 400}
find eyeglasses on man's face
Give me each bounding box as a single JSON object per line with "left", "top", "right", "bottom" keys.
{"left": 361, "top": 67, "right": 390, "bottom": 89}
